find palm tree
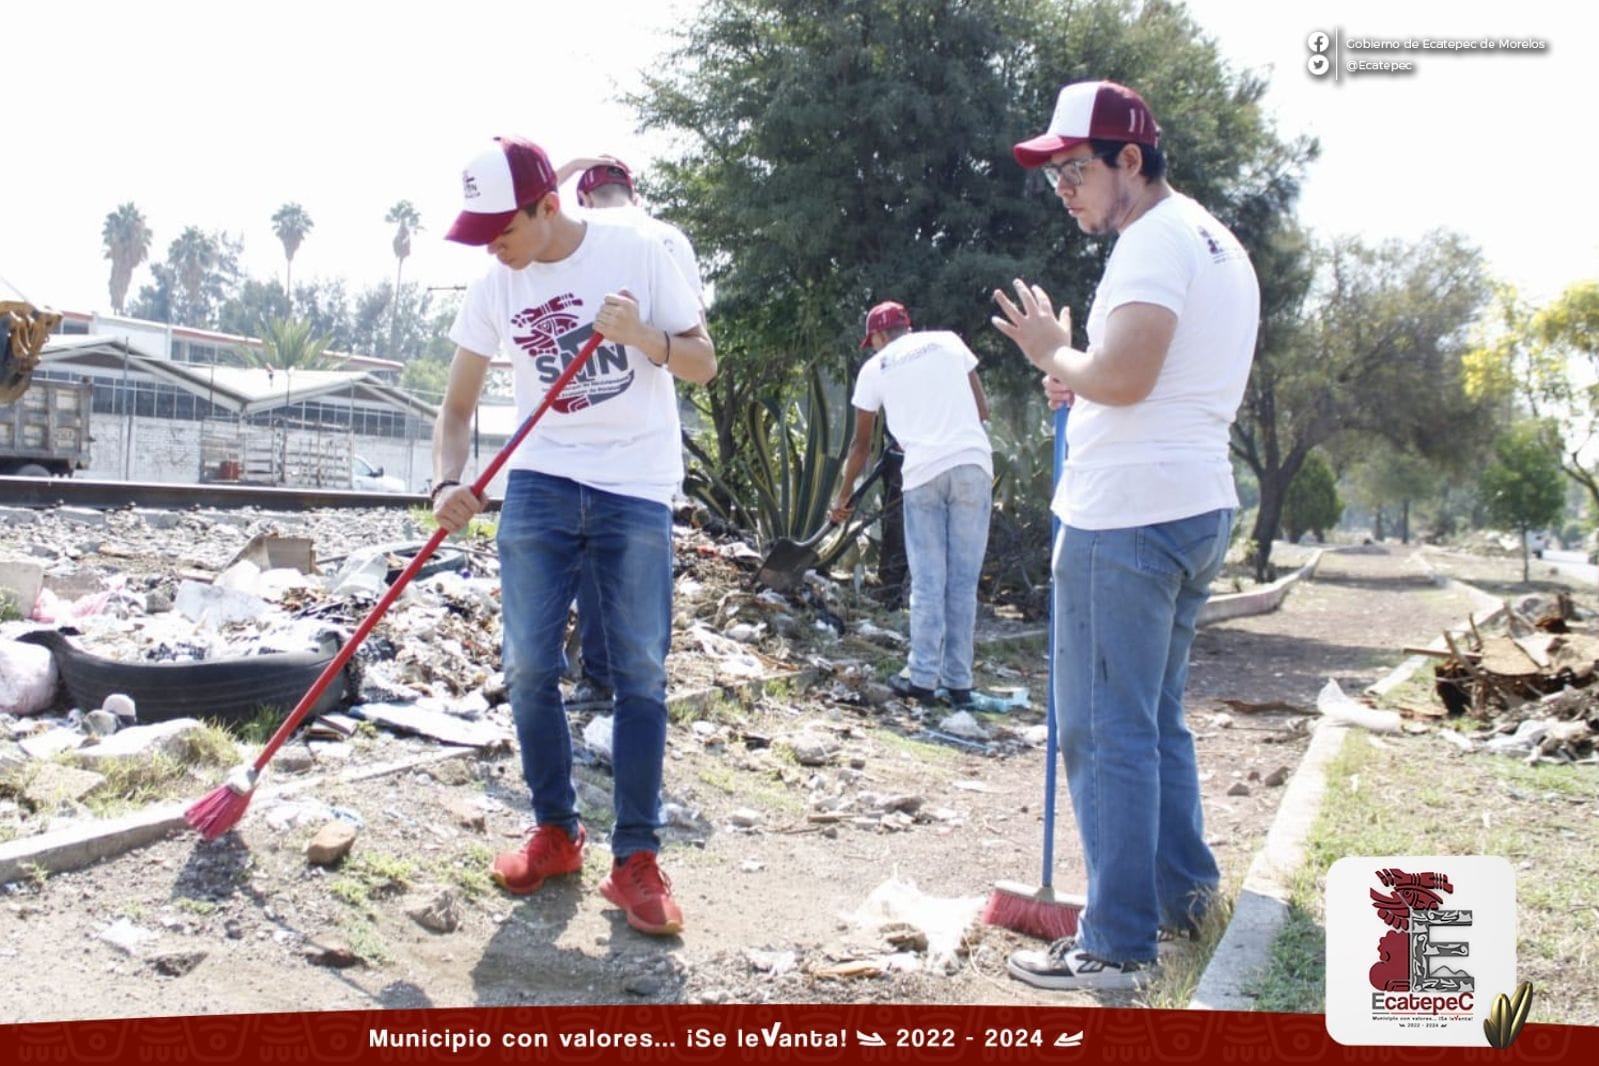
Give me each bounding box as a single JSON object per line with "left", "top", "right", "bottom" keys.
{"left": 101, "top": 203, "right": 152, "bottom": 315}
{"left": 169, "top": 227, "right": 217, "bottom": 323}
{"left": 384, "top": 200, "right": 421, "bottom": 356}
{"left": 270, "top": 203, "right": 314, "bottom": 315}
{"left": 234, "top": 317, "right": 334, "bottom": 370}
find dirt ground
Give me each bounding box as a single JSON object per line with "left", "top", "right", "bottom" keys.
{"left": 0, "top": 543, "right": 1513, "bottom": 1022}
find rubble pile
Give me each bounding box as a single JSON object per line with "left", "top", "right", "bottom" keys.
{"left": 1420, "top": 593, "right": 1599, "bottom": 764}
{"left": 2, "top": 501, "right": 1041, "bottom": 850}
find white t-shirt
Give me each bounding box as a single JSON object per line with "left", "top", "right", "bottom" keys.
{"left": 851, "top": 330, "right": 992, "bottom": 492}
{"left": 449, "top": 213, "right": 702, "bottom": 506}
{"left": 580, "top": 204, "right": 703, "bottom": 302}
{"left": 1055, "top": 192, "right": 1260, "bottom": 530}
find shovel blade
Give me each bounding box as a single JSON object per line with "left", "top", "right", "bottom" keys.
{"left": 755, "top": 538, "right": 820, "bottom": 591}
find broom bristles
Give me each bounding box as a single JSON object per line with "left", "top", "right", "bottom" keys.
{"left": 982, "top": 881, "right": 1085, "bottom": 941}
{"left": 184, "top": 765, "right": 259, "bottom": 841}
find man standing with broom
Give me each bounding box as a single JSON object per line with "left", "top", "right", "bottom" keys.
{"left": 991, "top": 81, "right": 1259, "bottom": 989}
{"left": 432, "top": 135, "right": 715, "bottom": 936}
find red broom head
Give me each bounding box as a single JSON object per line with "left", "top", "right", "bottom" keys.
{"left": 185, "top": 766, "right": 258, "bottom": 841}
{"left": 981, "top": 881, "right": 1085, "bottom": 941}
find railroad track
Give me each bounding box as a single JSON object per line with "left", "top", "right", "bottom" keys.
{"left": 0, "top": 476, "right": 501, "bottom": 513}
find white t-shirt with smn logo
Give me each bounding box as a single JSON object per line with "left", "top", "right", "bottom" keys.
{"left": 449, "top": 213, "right": 701, "bottom": 506}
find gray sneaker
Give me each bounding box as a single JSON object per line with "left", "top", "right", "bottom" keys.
{"left": 566, "top": 677, "right": 614, "bottom": 712}
{"left": 1007, "top": 937, "right": 1153, "bottom": 991}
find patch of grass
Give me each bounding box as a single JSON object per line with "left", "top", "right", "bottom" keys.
{"left": 671, "top": 692, "right": 745, "bottom": 727}
{"left": 0, "top": 824, "right": 16, "bottom": 844}
{"left": 1267, "top": 729, "right": 1599, "bottom": 1024}
{"left": 696, "top": 765, "right": 739, "bottom": 795}
{"left": 1244, "top": 904, "right": 1326, "bottom": 1012}
{"left": 19, "top": 862, "right": 48, "bottom": 888}
{"left": 175, "top": 897, "right": 218, "bottom": 916}
{"left": 117, "top": 901, "right": 147, "bottom": 921}
{"left": 865, "top": 726, "right": 960, "bottom": 766}
{"left": 431, "top": 845, "right": 497, "bottom": 900}
{"left": 1143, "top": 890, "right": 1236, "bottom": 1010}
{"left": 81, "top": 753, "right": 200, "bottom": 816}
{"left": 185, "top": 722, "right": 244, "bottom": 765}
{"left": 339, "top": 915, "right": 392, "bottom": 965}
{"left": 762, "top": 678, "right": 797, "bottom": 704}
{"left": 0, "top": 589, "right": 22, "bottom": 622}
{"left": 328, "top": 852, "right": 416, "bottom": 913}
{"left": 230, "top": 708, "right": 285, "bottom": 746}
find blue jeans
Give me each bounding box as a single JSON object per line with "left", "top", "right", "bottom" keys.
{"left": 903, "top": 464, "right": 992, "bottom": 690}
{"left": 1053, "top": 508, "right": 1232, "bottom": 963}
{"left": 575, "top": 573, "right": 610, "bottom": 689}
{"left": 497, "top": 470, "right": 673, "bottom": 859}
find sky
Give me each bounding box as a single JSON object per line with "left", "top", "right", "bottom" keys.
{"left": 4, "top": 0, "right": 1594, "bottom": 330}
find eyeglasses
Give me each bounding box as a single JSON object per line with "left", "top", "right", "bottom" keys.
{"left": 1041, "top": 154, "right": 1107, "bottom": 189}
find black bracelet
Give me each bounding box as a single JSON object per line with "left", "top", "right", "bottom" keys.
{"left": 654, "top": 329, "right": 672, "bottom": 369}
{"left": 429, "top": 479, "right": 460, "bottom": 504}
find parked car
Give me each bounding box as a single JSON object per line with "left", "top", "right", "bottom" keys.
{"left": 352, "top": 456, "right": 407, "bottom": 493}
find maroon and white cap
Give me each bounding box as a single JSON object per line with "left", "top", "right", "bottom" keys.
{"left": 578, "top": 159, "right": 634, "bottom": 198}
{"left": 445, "top": 136, "right": 558, "bottom": 246}
{"left": 860, "top": 300, "right": 912, "bottom": 349}
{"left": 1013, "top": 81, "right": 1160, "bottom": 168}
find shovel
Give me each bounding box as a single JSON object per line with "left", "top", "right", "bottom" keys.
{"left": 755, "top": 454, "right": 890, "bottom": 592}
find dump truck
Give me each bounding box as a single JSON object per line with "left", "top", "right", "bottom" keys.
{"left": 2, "top": 300, "right": 88, "bottom": 476}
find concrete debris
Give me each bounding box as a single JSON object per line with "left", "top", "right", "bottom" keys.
{"left": 936, "top": 711, "right": 989, "bottom": 741}
{"left": 73, "top": 719, "right": 206, "bottom": 766}
{"left": 96, "top": 918, "right": 158, "bottom": 956}
{"left": 406, "top": 889, "right": 462, "bottom": 934}
{"left": 21, "top": 762, "right": 107, "bottom": 808}
{"left": 306, "top": 821, "right": 357, "bottom": 866}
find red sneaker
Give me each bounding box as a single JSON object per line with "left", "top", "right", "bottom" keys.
{"left": 491, "top": 824, "right": 586, "bottom": 895}
{"left": 599, "top": 852, "right": 684, "bottom": 935}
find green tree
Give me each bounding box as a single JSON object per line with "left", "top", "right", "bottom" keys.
{"left": 101, "top": 202, "right": 152, "bottom": 316}
{"left": 1480, "top": 420, "right": 1565, "bottom": 583}
{"left": 1280, "top": 451, "right": 1342, "bottom": 543}
{"left": 1232, "top": 230, "right": 1495, "bottom": 579}
{"left": 128, "top": 229, "right": 243, "bottom": 327}
{"left": 384, "top": 200, "right": 422, "bottom": 355}
{"left": 235, "top": 317, "right": 335, "bottom": 371}
{"left": 270, "top": 203, "right": 314, "bottom": 315}
{"left": 633, "top": 0, "right": 1314, "bottom": 521}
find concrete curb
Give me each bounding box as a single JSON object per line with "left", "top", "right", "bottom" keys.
{"left": 0, "top": 669, "right": 812, "bottom": 886}
{"left": 1196, "top": 548, "right": 1326, "bottom": 626}
{"left": 1186, "top": 562, "right": 1503, "bottom": 1011}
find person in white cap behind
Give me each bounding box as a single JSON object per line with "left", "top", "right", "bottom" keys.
{"left": 992, "top": 80, "right": 1260, "bottom": 990}
{"left": 431, "top": 135, "right": 716, "bottom": 937}
{"left": 544, "top": 154, "right": 706, "bottom": 718}
{"left": 830, "top": 300, "right": 992, "bottom": 708}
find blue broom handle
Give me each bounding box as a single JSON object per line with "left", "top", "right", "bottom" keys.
{"left": 1042, "top": 403, "right": 1067, "bottom": 888}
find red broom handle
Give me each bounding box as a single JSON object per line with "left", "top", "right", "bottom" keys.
{"left": 246, "top": 331, "right": 608, "bottom": 771}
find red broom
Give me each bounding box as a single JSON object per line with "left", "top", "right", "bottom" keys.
{"left": 981, "top": 405, "right": 1084, "bottom": 939}
{"left": 186, "top": 331, "right": 608, "bottom": 840}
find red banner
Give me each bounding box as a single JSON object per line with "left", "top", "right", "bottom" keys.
{"left": 0, "top": 1006, "right": 1587, "bottom": 1063}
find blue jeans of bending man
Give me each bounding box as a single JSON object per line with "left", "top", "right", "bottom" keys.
{"left": 497, "top": 470, "right": 672, "bottom": 860}
{"left": 1053, "top": 507, "right": 1232, "bottom": 963}
{"left": 903, "top": 463, "right": 992, "bottom": 691}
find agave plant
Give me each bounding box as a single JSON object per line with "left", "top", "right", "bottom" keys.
{"left": 685, "top": 363, "right": 874, "bottom": 551}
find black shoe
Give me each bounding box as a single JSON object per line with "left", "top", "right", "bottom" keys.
{"left": 945, "top": 688, "right": 974, "bottom": 708}
{"left": 1008, "top": 937, "right": 1153, "bottom": 991}
{"left": 888, "top": 674, "right": 938, "bottom": 705}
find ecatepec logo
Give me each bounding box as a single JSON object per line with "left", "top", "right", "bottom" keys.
{"left": 1326, "top": 856, "right": 1516, "bottom": 1047}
